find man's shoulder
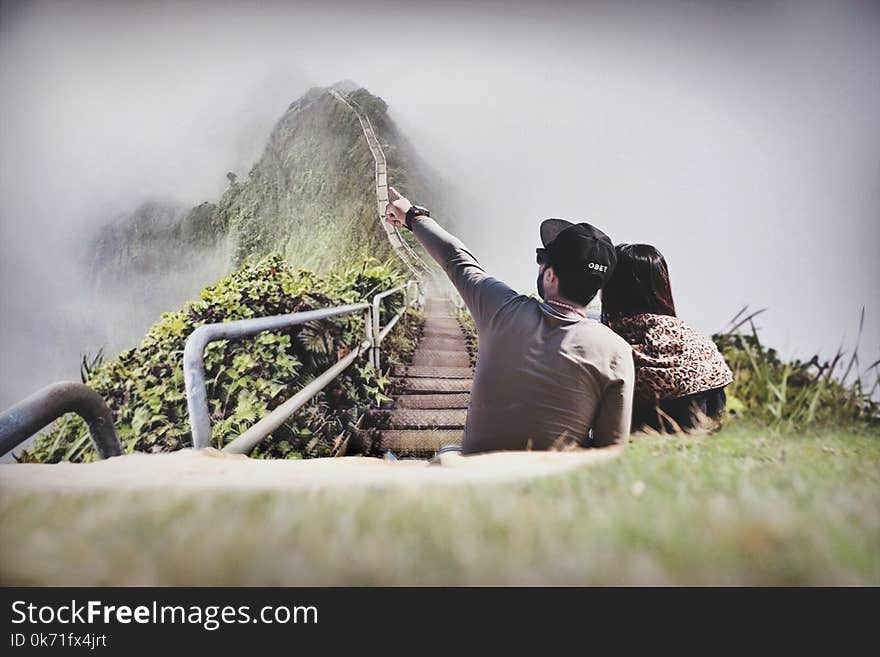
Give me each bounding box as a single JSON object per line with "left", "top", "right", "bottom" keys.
{"left": 503, "top": 297, "right": 631, "bottom": 353}
{"left": 495, "top": 291, "right": 539, "bottom": 315}
{"left": 564, "top": 321, "right": 634, "bottom": 383}
{"left": 571, "top": 318, "right": 633, "bottom": 354}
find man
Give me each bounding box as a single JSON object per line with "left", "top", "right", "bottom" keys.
{"left": 384, "top": 189, "right": 634, "bottom": 453}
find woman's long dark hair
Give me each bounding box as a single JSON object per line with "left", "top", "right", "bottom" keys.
{"left": 602, "top": 243, "right": 677, "bottom": 320}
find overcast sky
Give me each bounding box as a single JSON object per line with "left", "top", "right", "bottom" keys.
{"left": 1, "top": 0, "right": 878, "bottom": 407}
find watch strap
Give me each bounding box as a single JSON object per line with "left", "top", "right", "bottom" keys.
{"left": 404, "top": 205, "right": 430, "bottom": 231}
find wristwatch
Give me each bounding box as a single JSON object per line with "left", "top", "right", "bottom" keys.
{"left": 404, "top": 205, "right": 430, "bottom": 231}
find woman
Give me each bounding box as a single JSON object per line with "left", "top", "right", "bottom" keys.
{"left": 602, "top": 244, "right": 733, "bottom": 432}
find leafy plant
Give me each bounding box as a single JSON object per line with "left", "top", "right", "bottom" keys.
{"left": 17, "top": 254, "right": 422, "bottom": 463}
{"left": 80, "top": 349, "right": 105, "bottom": 384}
{"left": 713, "top": 307, "right": 879, "bottom": 430}
{"left": 456, "top": 303, "right": 478, "bottom": 369}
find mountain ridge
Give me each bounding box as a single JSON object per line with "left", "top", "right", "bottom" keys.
{"left": 90, "top": 83, "right": 449, "bottom": 287}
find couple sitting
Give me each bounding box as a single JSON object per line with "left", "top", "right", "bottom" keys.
{"left": 384, "top": 190, "right": 732, "bottom": 453}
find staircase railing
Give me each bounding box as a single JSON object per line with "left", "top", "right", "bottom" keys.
{"left": 356, "top": 105, "right": 432, "bottom": 274}
{"left": 371, "top": 280, "right": 422, "bottom": 369}
{"left": 0, "top": 381, "right": 123, "bottom": 460}
{"left": 184, "top": 280, "right": 421, "bottom": 454}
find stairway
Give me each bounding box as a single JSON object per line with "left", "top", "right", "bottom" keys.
{"left": 371, "top": 295, "right": 473, "bottom": 457}
{"left": 328, "top": 88, "right": 472, "bottom": 456}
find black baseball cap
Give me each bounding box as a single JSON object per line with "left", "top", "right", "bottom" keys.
{"left": 538, "top": 218, "right": 617, "bottom": 286}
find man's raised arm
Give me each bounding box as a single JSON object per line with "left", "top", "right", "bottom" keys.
{"left": 384, "top": 189, "right": 517, "bottom": 330}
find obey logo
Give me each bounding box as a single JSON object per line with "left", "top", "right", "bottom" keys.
{"left": 588, "top": 262, "right": 608, "bottom": 272}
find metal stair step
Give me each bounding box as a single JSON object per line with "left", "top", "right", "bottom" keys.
{"left": 377, "top": 430, "right": 463, "bottom": 456}
{"left": 392, "top": 377, "right": 473, "bottom": 393}
{"left": 412, "top": 351, "right": 471, "bottom": 367}
{"left": 380, "top": 408, "right": 467, "bottom": 428}
{"left": 418, "top": 337, "right": 468, "bottom": 350}
{"left": 423, "top": 327, "right": 462, "bottom": 335}
{"left": 421, "top": 329, "right": 465, "bottom": 340}
{"left": 395, "top": 393, "right": 470, "bottom": 409}
{"left": 393, "top": 365, "right": 473, "bottom": 378}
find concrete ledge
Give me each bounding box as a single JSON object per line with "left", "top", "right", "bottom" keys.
{"left": 0, "top": 447, "right": 622, "bottom": 496}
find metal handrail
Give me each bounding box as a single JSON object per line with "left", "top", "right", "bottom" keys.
{"left": 184, "top": 303, "right": 371, "bottom": 450}
{"left": 371, "top": 280, "right": 419, "bottom": 370}
{"left": 184, "top": 281, "right": 420, "bottom": 453}
{"left": 0, "top": 381, "right": 123, "bottom": 460}
{"left": 222, "top": 334, "right": 371, "bottom": 455}
{"left": 328, "top": 91, "right": 397, "bottom": 249}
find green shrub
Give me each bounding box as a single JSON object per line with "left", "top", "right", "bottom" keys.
{"left": 17, "top": 254, "right": 421, "bottom": 463}
{"left": 713, "top": 308, "right": 879, "bottom": 431}
{"left": 456, "top": 304, "right": 478, "bottom": 369}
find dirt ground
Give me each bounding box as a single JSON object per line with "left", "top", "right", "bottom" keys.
{"left": 0, "top": 447, "right": 621, "bottom": 496}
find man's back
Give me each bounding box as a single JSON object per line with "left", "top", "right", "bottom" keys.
{"left": 408, "top": 215, "right": 634, "bottom": 452}
{"left": 464, "top": 294, "right": 632, "bottom": 452}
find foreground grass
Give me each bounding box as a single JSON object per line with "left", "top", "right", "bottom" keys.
{"left": 1, "top": 422, "right": 877, "bottom": 585}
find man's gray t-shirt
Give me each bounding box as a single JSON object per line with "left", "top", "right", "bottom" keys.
{"left": 412, "top": 217, "right": 634, "bottom": 453}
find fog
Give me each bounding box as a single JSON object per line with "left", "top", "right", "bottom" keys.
{"left": 1, "top": 0, "right": 879, "bottom": 410}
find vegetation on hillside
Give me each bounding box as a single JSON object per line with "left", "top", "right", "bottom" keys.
{"left": 457, "top": 303, "right": 478, "bottom": 369}
{"left": 90, "top": 201, "right": 225, "bottom": 280}
{"left": 715, "top": 308, "right": 879, "bottom": 431}
{"left": 17, "top": 255, "right": 421, "bottom": 464}
{"left": 89, "top": 85, "right": 444, "bottom": 289}
{"left": 218, "top": 89, "right": 390, "bottom": 270}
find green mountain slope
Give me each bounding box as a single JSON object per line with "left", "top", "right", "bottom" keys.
{"left": 91, "top": 83, "right": 446, "bottom": 282}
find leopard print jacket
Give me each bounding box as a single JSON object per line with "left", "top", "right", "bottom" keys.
{"left": 607, "top": 313, "right": 733, "bottom": 403}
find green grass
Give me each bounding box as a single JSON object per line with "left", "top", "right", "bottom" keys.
{"left": 2, "top": 422, "right": 877, "bottom": 586}
{"left": 715, "top": 307, "right": 879, "bottom": 429}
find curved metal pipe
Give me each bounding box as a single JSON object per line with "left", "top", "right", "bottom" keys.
{"left": 183, "top": 303, "right": 372, "bottom": 449}
{"left": 0, "top": 381, "right": 123, "bottom": 460}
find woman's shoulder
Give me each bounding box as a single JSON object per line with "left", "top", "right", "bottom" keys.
{"left": 610, "top": 313, "right": 733, "bottom": 398}
{"left": 611, "top": 312, "right": 701, "bottom": 338}
{"left": 609, "top": 312, "right": 727, "bottom": 362}
{"left": 608, "top": 312, "right": 678, "bottom": 343}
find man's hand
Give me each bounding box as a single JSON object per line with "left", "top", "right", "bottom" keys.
{"left": 384, "top": 186, "right": 412, "bottom": 228}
